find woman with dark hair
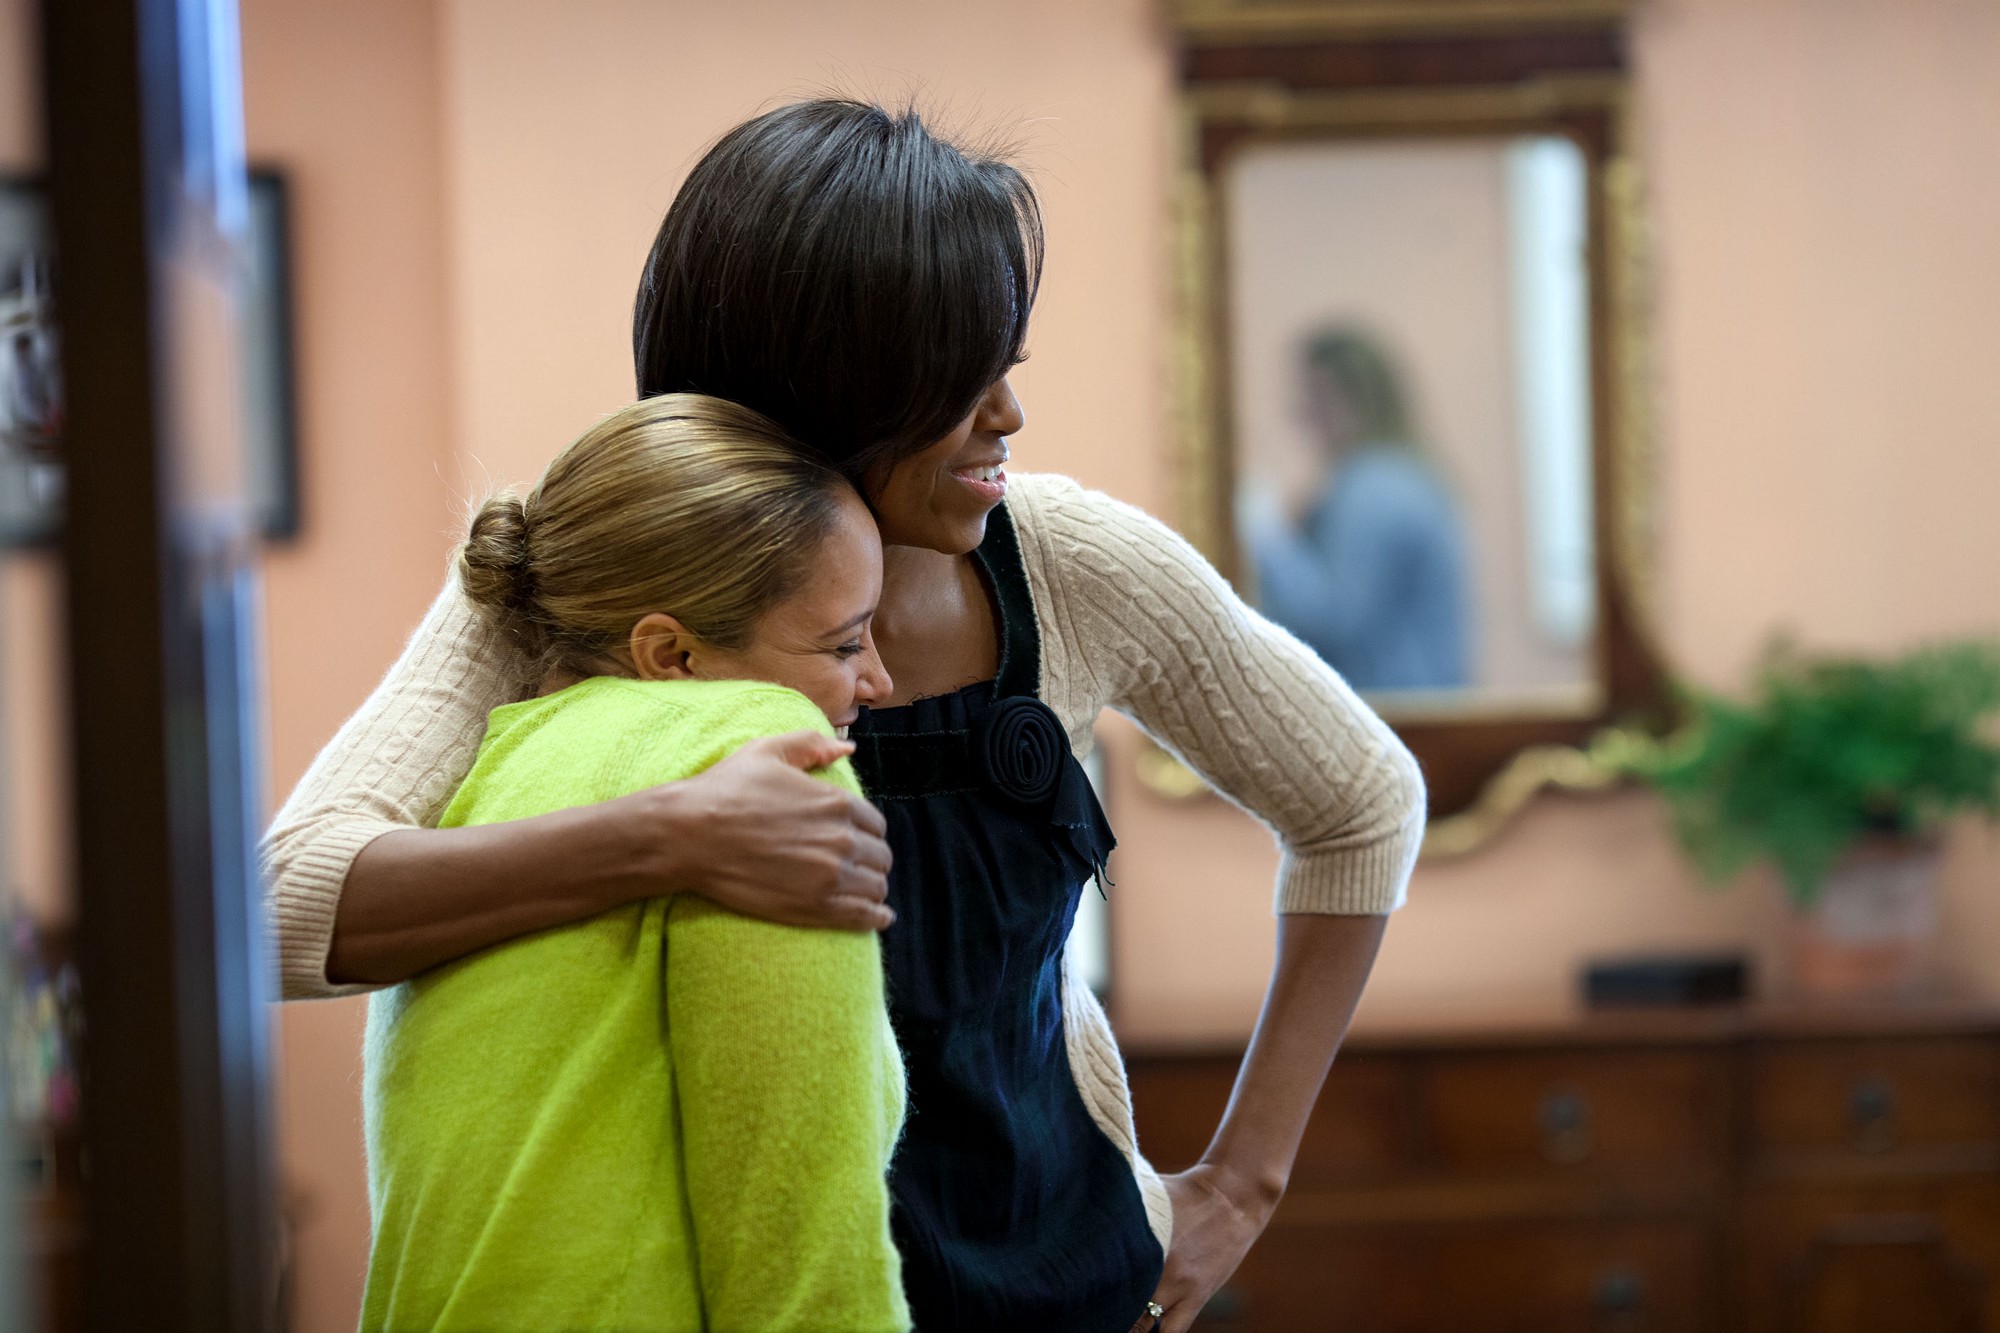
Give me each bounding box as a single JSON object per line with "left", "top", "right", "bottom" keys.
{"left": 267, "top": 99, "right": 1423, "bottom": 1333}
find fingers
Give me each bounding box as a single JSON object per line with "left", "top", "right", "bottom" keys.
{"left": 713, "top": 729, "right": 897, "bottom": 931}
{"left": 775, "top": 826, "right": 892, "bottom": 930}
{"left": 744, "top": 735, "right": 887, "bottom": 846}
{"left": 839, "top": 858, "right": 890, "bottom": 908}
{"left": 764, "top": 889, "right": 892, "bottom": 933}
{"left": 831, "top": 837, "right": 891, "bottom": 918}
{"left": 1148, "top": 1268, "right": 1201, "bottom": 1333}
{"left": 754, "top": 729, "right": 857, "bottom": 772}
{"left": 841, "top": 789, "right": 888, "bottom": 838}
{"left": 824, "top": 893, "right": 896, "bottom": 932}
{"left": 1143, "top": 1292, "right": 1190, "bottom": 1333}
{"left": 844, "top": 820, "right": 893, "bottom": 878}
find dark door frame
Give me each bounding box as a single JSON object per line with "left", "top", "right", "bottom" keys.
{"left": 43, "top": 1, "right": 277, "bottom": 1328}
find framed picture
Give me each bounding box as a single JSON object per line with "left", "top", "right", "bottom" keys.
{"left": 243, "top": 169, "right": 301, "bottom": 541}
{"left": 0, "top": 178, "right": 62, "bottom": 547}
{"left": 0, "top": 169, "right": 301, "bottom": 547}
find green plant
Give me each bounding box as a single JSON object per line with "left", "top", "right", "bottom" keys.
{"left": 1614, "top": 641, "right": 2000, "bottom": 903}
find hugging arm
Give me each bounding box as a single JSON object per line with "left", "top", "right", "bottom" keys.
{"left": 263, "top": 575, "right": 893, "bottom": 1000}
{"left": 1037, "top": 481, "right": 1425, "bottom": 1333}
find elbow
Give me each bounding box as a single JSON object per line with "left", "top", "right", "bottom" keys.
{"left": 258, "top": 815, "right": 397, "bottom": 1001}
{"left": 1273, "top": 731, "right": 1428, "bottom": 918}
{"left": 1348, "top": 729, "right": 1427, "bottom": 877}
{"left": 1380, "top": 730, "right": 1428, "bottom": 836}
{"left": 1368, "top": 730, "right": 1429, "bottom": 885}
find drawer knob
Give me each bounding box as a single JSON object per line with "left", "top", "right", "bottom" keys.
{"left": 1539, "top": 1087, "right": 1595, "bottom": 1163}
{"left": 1594, "top": 1266, "right": 1647, "bottom": 1331}
{"left": 1847, "top": 1076, "right": 1898, "bottom": 1153}
{"left": 1593, "top": 1266, "right": 1646, "bottom": 1313}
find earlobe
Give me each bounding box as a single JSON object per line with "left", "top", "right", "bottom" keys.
{"left": 629, "top": 612, "right": 698, "bottom": 681}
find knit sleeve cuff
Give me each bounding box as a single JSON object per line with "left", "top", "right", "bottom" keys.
{"left": 1274, "top": 811, "right": 1424, "bottom": 916}
{"left": 266, "top": 816, "right": 403, "bottom": 1001}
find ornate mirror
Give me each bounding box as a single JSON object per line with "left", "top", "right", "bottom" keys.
{"left": 1154, "top": 0, "right": 1671, "bottom": 851}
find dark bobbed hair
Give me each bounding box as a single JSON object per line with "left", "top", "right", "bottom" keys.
{"left": 633, "top": 98, "right": 1044, "bottom": 479}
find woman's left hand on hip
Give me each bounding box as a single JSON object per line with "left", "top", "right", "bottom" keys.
{"left": 1133, "top": 1164, "right": 1276, "bottom": 1332}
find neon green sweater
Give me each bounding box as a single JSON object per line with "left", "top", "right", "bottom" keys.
{"left": 360, "top": 677, "right": 910, "bottom": 1333}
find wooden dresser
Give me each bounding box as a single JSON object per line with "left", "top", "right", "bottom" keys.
{"left": 1126, "top": 1002, "right": 2000, "bottom": 1331}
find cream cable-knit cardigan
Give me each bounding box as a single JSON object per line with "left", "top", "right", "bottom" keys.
{"left": 263, "top": 471, "right": 1426, "bottom": 1251}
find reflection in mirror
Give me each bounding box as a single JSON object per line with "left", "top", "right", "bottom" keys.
{"left": 1226, "top": 134, "right": 1599, "bottom": 721}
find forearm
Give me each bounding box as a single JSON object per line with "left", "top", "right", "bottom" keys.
{"left": 325, "top": 733, "right": 891, "bottom": 987}
{"left": 327, "top": 790, "right": 671, "bottom": 985}
{"left": 1199, "top": 913, "right": 1387, "bottom": 1205}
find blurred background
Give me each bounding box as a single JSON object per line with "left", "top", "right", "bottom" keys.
{"left": 4, "top": 0, "right": 2000, "bottom": 1329}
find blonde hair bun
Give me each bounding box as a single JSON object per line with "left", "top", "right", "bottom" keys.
{"left": 458, "top": 492, "right": 536, "bottom": 616}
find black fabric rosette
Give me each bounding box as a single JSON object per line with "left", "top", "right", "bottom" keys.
{"left": 971, "top": 694, "right": 1117, "bottom": 894}
{"left": 972, "top": 695, "right": 1067, "bottom": 809}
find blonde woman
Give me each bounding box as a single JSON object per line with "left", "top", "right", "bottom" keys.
{"left": 359, "top": 395, "right": 907, "bottom": 1333}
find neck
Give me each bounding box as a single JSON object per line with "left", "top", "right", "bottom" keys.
{"left": 878, "top": 543, "right": 969, "bottom": 618}
{"left": 871, "top": 543, "right": 999, "bottom": 705}
{"left": 536, "top": 668, "right": 586, "bottom": 697}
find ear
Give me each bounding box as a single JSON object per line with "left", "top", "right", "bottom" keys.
{"left": 628, "top": 612, "right": 699, "bottom": 681}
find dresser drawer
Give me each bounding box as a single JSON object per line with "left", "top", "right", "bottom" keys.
{"left": 1207, "top": 1218, "right": 1713, "bottom": 1332}
{"left": 1129, "top": 1054, "right": 1413, "bottom": 1182}
{"left": 1421, "top": 1051, "right": 1725, "bottom": 1176}
{"left": 1731, "top": 1178, "right": 2000, "bottom": 1332}
{"left": 1745, "top": 1037, "right": 2000, "bottom": 1164}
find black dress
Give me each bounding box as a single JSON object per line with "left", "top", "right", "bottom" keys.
{"left": 850, "top": 502, "right": 1165, "bottom": 1333}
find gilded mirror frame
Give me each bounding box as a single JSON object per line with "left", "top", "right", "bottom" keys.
{"left": 1150, "top": 0, "right": 1673, "bottom": 854}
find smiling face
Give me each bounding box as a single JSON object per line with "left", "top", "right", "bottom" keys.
{"left": 628, "top": 485, "right": 891, "bottom": 728}
{"left": 860, "top": 377, "right": 1025, "bottom": 554}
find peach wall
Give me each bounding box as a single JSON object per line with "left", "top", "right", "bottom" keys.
{"left": 0, "top": 0, "right": 31, "bottom": 166}
{"left": 436, "top": 0, "right": 1175, "bottom": 506}
{"left": 238, "top": 1, "right": 458, "bottom": 1328}
{"left": 0, "top": 555, "right": 67, "bottom": 929}
{"left": 1645, "top": 0, "right": 2000, "bottom": 672}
